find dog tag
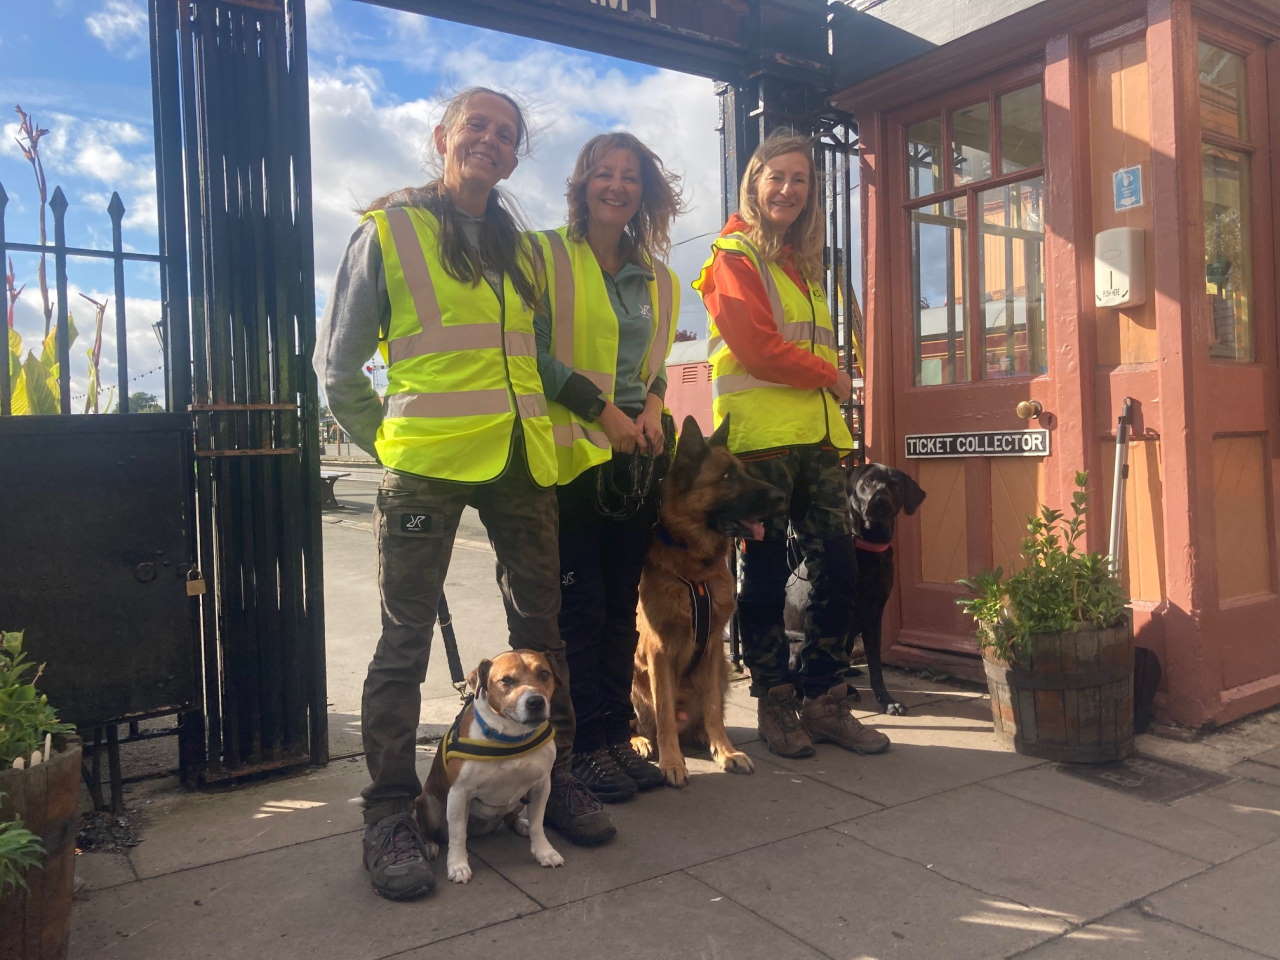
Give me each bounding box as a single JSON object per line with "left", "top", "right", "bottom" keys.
{"left": 186, "top": 570, "right": 208, "bottom": 597}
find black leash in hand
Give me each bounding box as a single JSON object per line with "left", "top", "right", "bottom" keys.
{"left": 594, "top": 451, "right": 657, "bottom": 520}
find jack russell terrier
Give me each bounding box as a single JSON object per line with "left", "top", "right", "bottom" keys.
{"left": 416, "top": 650, "right": 564, "bottom": 883}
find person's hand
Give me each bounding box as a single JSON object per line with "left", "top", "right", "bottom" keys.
{"left": 830, "top": 370, "right": 853, "bottom": 404}
{"left": 638, "top": 397, "right": 665, "bottom": 455}
{"left": 598, "top": 402, "right": 643, "bottom": 454}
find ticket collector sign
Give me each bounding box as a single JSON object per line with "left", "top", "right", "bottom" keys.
{"left": 905, "top": 429, "right": 1050, "bottom": 459}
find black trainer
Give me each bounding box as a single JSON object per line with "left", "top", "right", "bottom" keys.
{"left": 571, "top": 747, "right": 638, "bottom": 803}
{"left": 362, "top": 811, "right": 435, "bottom": 901}
{"left": 544, "top": 771, "right": 617, "bottom": 846}
{"left": 607, "top": 741, "right": 665, "bottom": 791}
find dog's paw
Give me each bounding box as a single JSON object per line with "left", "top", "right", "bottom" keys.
{"left": 423, "top": 839, "right": 441, "bottom": 860}
{"left": 661, "top": 760, "right": 689, "bottom": 788}
{"left": 511, "top": 816, "right": 531, "bottom": 838}
{"left": 533, "top": 843, "right": 564, "bottom": 868}
{"left": 631, "top": 735, "right": 655, "bottom": 759}
{"left": 446, "top": 860, "right": 473, "bottom": 884}
{"left": 716, "top": 749, "right": 755, "bottom": 775}
{"left": 884, "top": 701, "right": 907, "bottom": 716}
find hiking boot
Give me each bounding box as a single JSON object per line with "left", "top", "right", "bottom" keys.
{"left": 571, "top": 747, "right": 638, "bottom": 803}
{"left": 545, "top": 772, "right": 618, "bottom": 846}
{"left": 801, "top": 683, "right": 891, "bottom": 754}
{"left": 757, "top": 683, "right": 815, "bottom": 758}
{"left": 362, "top": 811, "right": 436, "bottom": 901}
{"left": 607, "top": 741, "right": 665, "bottom": 791}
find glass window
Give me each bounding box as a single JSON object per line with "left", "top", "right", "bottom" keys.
{"left": 1199, "top": 41, "right": 1247, "bottom": 139}
{"left": 911, "top": 197, "right": 969, "bottom": 385}
{"left": 979, "top": 178, "right": 1046, "bottom": 378}
{"left": 951, "top": 102, "right": 991, "bottom": 185}
{"left": 1203, "top": 145, "right": 1252, "bottom": 361}
{"left": 907, "top": 116, "right": 943, "bottom": 198}
{"left": 1000, "top": 84, "right": 1043, "bottom": 173}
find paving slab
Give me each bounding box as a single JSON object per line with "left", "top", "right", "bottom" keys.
{"left": 1170, "top": 777, "right": 1280, "bottom": 846}
{"left": 1226, "top": 759, "right": 1280, "bottom": 787}
{"left": 744, "top": 697, "right": 1041, "bottom": 807}
{"left": 474, "top": 752, "right": 878, "bottom": 907}
{"left": 832, "top": 783, "right": 1207, "bottom": 923}
{"left": 984, "top": 765, "right": 1261, "bottom": 863}
{"left": 398, "top": 871, "right": 826, "bottom": 960}
{"left": 70, "top": 831, "right": 538, "bottom": 960}
{"left": 689, "top": 827, "right": 1069, "bottom": 959}
{"left": 1144, "top": 839, "right": 1280, "bottom": 959}
{"left": 129, "top": 756, "right": 376, "bottom": 878}
{"left": 1250, "top": 745, "right": 1280, "bottom": 768}
{"left": 1016, "top": 906, "right": 1270, "bottom": 959}
{"left": 74, "top": 851, "right": 135, "bottom": 892}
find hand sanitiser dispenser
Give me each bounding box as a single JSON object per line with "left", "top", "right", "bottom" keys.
{"left": 1095, "top": 226, "right": 1146, "bottom": 309}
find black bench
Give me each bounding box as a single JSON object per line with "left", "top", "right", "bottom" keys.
{"left": 320, "top": 471, "right": 350, "bottom": 508}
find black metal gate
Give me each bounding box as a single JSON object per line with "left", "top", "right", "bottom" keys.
{"left": 151, "top": 0, "right": 328, "bottom": 779}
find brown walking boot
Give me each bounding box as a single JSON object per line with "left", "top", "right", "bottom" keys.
{"left": 801, "top": 683, "right": 891, "bottom": 754}
{"left": 757, "top": 683, "right": 816, "bottom": 758}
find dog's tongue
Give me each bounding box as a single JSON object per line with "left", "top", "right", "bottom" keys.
{"left": 745, "top": 521, "right": 765, "bottom": 541}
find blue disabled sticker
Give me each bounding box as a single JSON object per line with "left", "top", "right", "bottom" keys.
{"left": 1113, "top": 165, "right": 1143, "bottom": 211}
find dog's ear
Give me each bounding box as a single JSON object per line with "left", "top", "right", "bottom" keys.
{"left": 890, "top": 469, "right": 927, "bottom": 515}
{"left": 670, "top": 417, "right": 709, "bottom": 490}
{"left": 466, "top": 659, "right": 492, "bottom": 699}
{"left": 709, "top": 413, "right": 731, "bottom": 448}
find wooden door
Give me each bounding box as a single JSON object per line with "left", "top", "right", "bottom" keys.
{"left": 885, "top": 67, "right": 1058, "bottom": 666}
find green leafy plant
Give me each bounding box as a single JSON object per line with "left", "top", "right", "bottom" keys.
{"left": 0, "top": 631, "right": 74, "bottom": 769}
{"left": 0, "top": 808, "right": 43, "bottom": 893}
{"left": 956, "top": 472, "right": 1127, "bottom": 662}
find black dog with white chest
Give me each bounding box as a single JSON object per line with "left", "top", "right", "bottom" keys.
{"left": 786, "top": 463, "right": 926, "bottom": 715}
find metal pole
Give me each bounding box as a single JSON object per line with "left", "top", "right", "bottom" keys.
{"left": 1107, "top": 397, "right": 1134, "bottom": 575}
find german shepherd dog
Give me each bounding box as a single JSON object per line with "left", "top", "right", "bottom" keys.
{"left": 631, "top": 415, "right": 785, "bottom": 787}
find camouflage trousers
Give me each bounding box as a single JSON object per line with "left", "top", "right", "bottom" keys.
{"left": 359, "top": 438, "right": 570, "bottom": 825}
{"left": 736, "top": 445, "right": 856, "bottom": 699}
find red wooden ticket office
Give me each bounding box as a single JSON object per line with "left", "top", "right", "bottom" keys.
{"left": 838, "top": 0, "right": 1280, "bottom": 727}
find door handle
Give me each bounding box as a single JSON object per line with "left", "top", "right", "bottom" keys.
{"left": 1015, "top": 400, "right": 1044, "bottom": 421}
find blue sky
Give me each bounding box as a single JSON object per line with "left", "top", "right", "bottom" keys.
{"left": 1, "top": 0, "right": 723, "bottom": 408}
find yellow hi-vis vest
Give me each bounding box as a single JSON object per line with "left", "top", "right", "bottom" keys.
{"left": 694, "top": 232, "right": 854, "bottom": 456}
{"left": 534, "top": 227, "right": 679, "bottom": 483}
{"left": 365, "top": 205, "right": 557, "bottom": 486}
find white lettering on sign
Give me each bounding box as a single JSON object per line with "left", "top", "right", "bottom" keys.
{"left": 905, "top": 430, "right": 1050, "bottom": 459}
{"left": 589, "top": 0, "right": 657, "bottom": 17}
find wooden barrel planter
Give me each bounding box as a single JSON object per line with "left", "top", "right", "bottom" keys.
{"left": 983, "top": 624, "right": 1133, "bottom": 763}
{"left": 0, "top": 736, "right": 82, "bottom": 960}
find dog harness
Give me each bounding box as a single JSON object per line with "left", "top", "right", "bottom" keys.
{"left": 655, "top": 524, "right": 714, "bottom": 677}
{"left": 442, "top": 707, "right": 553, "bottom": 764}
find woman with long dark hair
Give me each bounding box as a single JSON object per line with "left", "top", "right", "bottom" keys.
{"left": 533, "top": 132, "right": 684, "bottom": 800}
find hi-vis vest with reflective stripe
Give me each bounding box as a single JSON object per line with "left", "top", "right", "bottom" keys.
{"left": 694, "top": 232, "right": 854, "bottom": 456}
{"left": 366, "top": 206, "right": 557, "bottom": 486}
{"left": 534, "top": 227, "right": 678, "bottom": 484}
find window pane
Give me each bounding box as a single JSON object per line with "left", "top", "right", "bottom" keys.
{"left": 951, "top": 101, "right": 991, "bottom": 185}
{"left": 911, "top": 197, "right": 969, "bottom": 385}
{"left": 1000, "top": 83, "right": 1043, "bottom": 173}
{"left": 1203, "top": 145, "right": 1252, "bottom": 362}
{"left": 980, "top": 178, "right": 1046, "bottom": 378}
{"left": 1199, "top": 41, "right": 1247, "bottom": 139}
{"left": 907, "top": 116, "right": 943, "bottom": 198}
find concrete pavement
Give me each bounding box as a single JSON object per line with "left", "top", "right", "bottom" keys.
{"left": 67, "top": 474, "right": 1280, "bottom": 959}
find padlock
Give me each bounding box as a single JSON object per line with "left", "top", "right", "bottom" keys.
{"left": 186, "top": 569, "right": 208, "bottom": 597}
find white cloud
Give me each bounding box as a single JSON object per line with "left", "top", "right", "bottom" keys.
{"left": 85, "top": 0, "right": 148, "bottom": 60}
{"left": 308, "top": 44, "right": 721, "bottom": 332}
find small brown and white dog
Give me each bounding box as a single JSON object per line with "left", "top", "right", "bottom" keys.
{"left": 415, "top": 650, "right": 564, "bottom": 884}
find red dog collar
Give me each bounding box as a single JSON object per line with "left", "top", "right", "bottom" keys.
{"left": 854, "top": 537, "right": 892, "bottom": 553}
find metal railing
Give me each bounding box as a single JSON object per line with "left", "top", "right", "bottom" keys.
{"left": 0, "top": 183, "right": 164, "bottom": 416}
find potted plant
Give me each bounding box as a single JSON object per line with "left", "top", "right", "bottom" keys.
{"left": 957, "top": 474, "right": 1133, "bottom": 763}
{"left": 0, "top": 631, "right": 79, "bottom": 960}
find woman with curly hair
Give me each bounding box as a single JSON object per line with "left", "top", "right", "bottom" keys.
{"left": 533, "top": 132, "right": 684, "bottom": 803}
